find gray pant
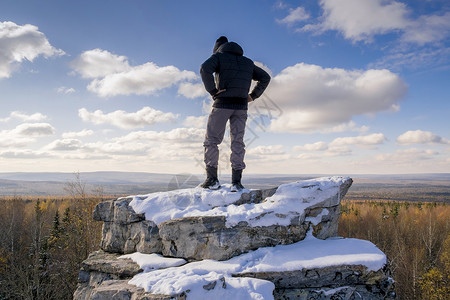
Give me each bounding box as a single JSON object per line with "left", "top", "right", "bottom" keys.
{"left": 203, "top": 108, "right": 247, "bottom": 170}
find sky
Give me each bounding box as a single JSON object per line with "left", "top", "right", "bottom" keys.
{"left": 0, "top": 0, "right": 449, "bottom": 175}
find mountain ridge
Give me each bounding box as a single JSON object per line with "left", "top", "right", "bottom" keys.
{"left": 1, "top": 172, "right": 449, "bottom": 197}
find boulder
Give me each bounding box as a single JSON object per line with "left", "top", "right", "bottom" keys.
{"left": 74, "top": 177, "right": 396, "bottom": 299}
{"left": 236, "top": 265, "right": 395, "bottom": 299}
{"left": 158, "top": 216, "right": 308, "bottom": 261}
{"left": 90, "top": 280, "right": 187, "bottom": 300}
{"left": 74, "top": 250, "right": 142, "bottom": 300}
{"left": 94, "top": 177, "right": 352, "bottom": 259}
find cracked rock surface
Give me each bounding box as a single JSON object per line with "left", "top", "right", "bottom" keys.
{"left": 74, "top": 177, "right": 396, "bottom": 299}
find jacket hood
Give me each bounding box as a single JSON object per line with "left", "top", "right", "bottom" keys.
{"left": 218, "top": 42, "right": 244, "bottom": 56}
{"left": 213, "top": 36, "right": 228, "bottom": 54}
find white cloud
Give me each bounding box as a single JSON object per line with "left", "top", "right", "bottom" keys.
{"left": 78, "top": 107, "right": 179, "bottom": 129}
{"left": 396, "top": 130, "right": 449, "bottom": 145}
{"left": 72, "top": 49, "right": 197, "bottom": 97}
{"left": 183, "top": 115, "right": 208, "bottom": 129}
{"left": 62, "top": 129, "right": 94, "bottom": 139}
{"left": 370, "top": 47, "right": 450, "bottom": 71}
{"left": 13, "top": 123, "right": 55, "bottom": 136}
{"left": 277, "top": 6, "right": 310, "bottom": 26}
{"left": 329, "top": 133, "right": 387, "bottom": 147}
{"left": 248, "top": 145, "right": 285, "bottom": 156}
{"left": 70, "top": 48, "right": 130, "bottom": 78}
{"left": 0, "top": 21, "right": 64, "bottom": 79}
{"left": 401, "top": 12, "right": 450, "bottom": 45}
{"left": 376, "top": 148, "right": 439, "bottom": 162}
{"left": 326, "top": 146, "right": 352, "bottom": 156}
{"left": 300, "top": 0, "right": 450, "bottom": 46}
{"left": 302, "top": 0, "right": 410, "bottom": 42}
{"left": 115, "top": 127, "right": 205, "bottom": 144}
{"left": 246, "top": 145, "right": 290, "bottom": 162}
{"left": 57, "top": 86, "right": 76, "bottom": 94}
{"left": 293, "top": 141, "right": 328, "bottom": 152}
{"left": 82, "top": 140, "right": 150, "bottom": 156}
{"left": 320, "top": 121, "right": 369, "bottom": 134}
{"left": 59, "top": 153, "right": 112, "bottom": 160}
{"left": 0, "top": 111, "right": 48, "bottom": 122}
{"left": 44, "top": 138, "right": 83, "bottom": 151}
{"left": 0, "top": 135, "right": 34, "bottom": 148}
{"left": 58, "top": 127, "right": 206, "bottom": 159}
{"left": 0, "top": 150, "right": 51, "bottom": 159}
{"left": 87, "top": 63, "right": 197, "bottom": 97}
{"left": 0, "top": 122, "right": 55, "bottom": 147}
{"left": 291, "top": 134, "right": 385, "bottom": 159}
{"left": 267, "top": 63, "right": 407, "bottom": 133}
{"left": 274, "top": 1, "right": 288, "bottom": 10}
{"left": 178, "top": 82, "right": 208, "bottom": 99}
{"left": 293, "top": 143, "right": 352, "bottom": 158}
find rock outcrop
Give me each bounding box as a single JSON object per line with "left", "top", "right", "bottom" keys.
{"left": 74, "top": 176, "right": 396, "bottom": 299}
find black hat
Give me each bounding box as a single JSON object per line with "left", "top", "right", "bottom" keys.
{"left": 213, "top": 36, "right": 228, "bottom": 53}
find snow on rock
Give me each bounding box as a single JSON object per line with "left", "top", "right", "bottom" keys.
{"left": 76, "top": 176, "right": 396, "bottom": 299}
{"left": 237, "top": 232, "right": 386, "bottom": 273}
{"left": 125, "top": 233, "right": 386, "bottom": 299}
{"left": 129, "top": 176, "right": 350, "bottom": 227}
{"left": 305, "top": 208, "right": 329, "bottom": 225}
{"left": 128, "top": 184, "right": 244, "bottom": 225}
{"left": 119, "top": 253, "right": 187, "bottom": 272}
{"left": 95, "top": 176, "right": 352, "bottom": 259}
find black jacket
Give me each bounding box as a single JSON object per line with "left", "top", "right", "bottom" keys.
{"left": 200, "top": 42, "right": 271, "bottom": 110}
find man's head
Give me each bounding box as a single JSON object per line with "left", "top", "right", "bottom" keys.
{"left": 213, "top": 36, "right": 228, "bottom": 54}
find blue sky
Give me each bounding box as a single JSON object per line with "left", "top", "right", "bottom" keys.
{"left": 0, "top": 0, "right": 449, "bottom": 175}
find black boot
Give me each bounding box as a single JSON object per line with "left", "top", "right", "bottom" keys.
{"left": 230, "top": 169, "right": 244, "bottom": 192}
{"left": 200, "top": 165, "right": 220, "bottom": 190}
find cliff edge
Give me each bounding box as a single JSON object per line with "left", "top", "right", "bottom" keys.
{"left": 74, "top": 176, "right": 395, "bottom": 299}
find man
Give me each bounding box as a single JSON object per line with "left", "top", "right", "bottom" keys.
{"left": 200, "top": 36, "right": 271, "bottom": 191}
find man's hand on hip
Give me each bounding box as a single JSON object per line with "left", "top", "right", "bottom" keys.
{"left": 215, "top": 89, "right": 226, "bottom": 95}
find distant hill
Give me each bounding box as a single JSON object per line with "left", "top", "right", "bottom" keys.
{"left": 0, "top": 172, "right": 449, "bottom": 200}
{"left": 0, "top": 171, "right": 175, "bottom": 183}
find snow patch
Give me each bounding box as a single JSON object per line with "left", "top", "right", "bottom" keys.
{"left": 125, "top": 234, "right": 386, "bottom": 299}
{"left": 119, "top": 252, "right": 186, "bottom": 272}
{"left": 305, "top": 208, "right": 329, "bottom": 225}
{"left": 129, "top": 176, "right": 349, "bottom": 227}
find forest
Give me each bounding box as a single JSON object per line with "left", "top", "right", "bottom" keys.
{"left": 339, "top": 200, "right": 449, "bottom": 300}
{"left": 0, "top": 182, "right": 448, "bottom": 299}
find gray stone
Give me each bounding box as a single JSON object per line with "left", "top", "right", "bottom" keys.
{"left": 80, "top": 250, "right": 142, "bottom": 277}
{"left": 100, "top": 220, "right": 162, "bottom": 254}
{"left": 232, "top": 187, "right": 278, "bottom": 206}
{"left": 235, "top": 265, "right": 381, "bottom": 288}
{"left": 94, "top": 198, "right": 145, "bottom": 224}
{"left": 94, "top": 179, "right": 352, "bottom": 256}
{"left": 306, "top": 206, "right": 341, "bottom": 239}
{"left": 90, "top": 280, "right": 138, "bottom": 300}
{"left": 159, "top": 215, "right": 308, "bottom": 261}
{"left": 90, "top": 280, "right": 187, "bottom": 300}
{"left": 235, "top": 264, "right": 395, "bottom": 300}
{"left": 95, "top": 196, "right": 161, "bottom": 255}
{"left": 274, "top": 285, "right": 396, "bottom": 300}
{"left": 156, "top": 179, "right": 352, "bottom": 261}
{"left": 74, "top": 251, "right": 143, "bottom": 300}
{"left": 76, "top": 177, "right": 396, "bottom": 300}
{"left": 308, "top": 178, "right": 353, "bottom": 209}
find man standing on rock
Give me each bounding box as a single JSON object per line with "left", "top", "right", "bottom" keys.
{"left": 200, "top": 36, "right": 271, "bottom": 191}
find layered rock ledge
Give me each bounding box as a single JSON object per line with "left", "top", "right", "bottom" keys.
{"left": 75, "top": 176, "right": 396, "bottom": 299}
{"left": 94, "top": 177, "right": 352, "bottom": 260}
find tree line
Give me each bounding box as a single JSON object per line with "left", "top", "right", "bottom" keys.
{"left": 339, "top": 200, "right": 449, "bottom": 300}
{"left": 0, "top": 175, "right": 103, "bottom": 300}
{"left": 0, "top": 191, "right": 448, "bottom": 299}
